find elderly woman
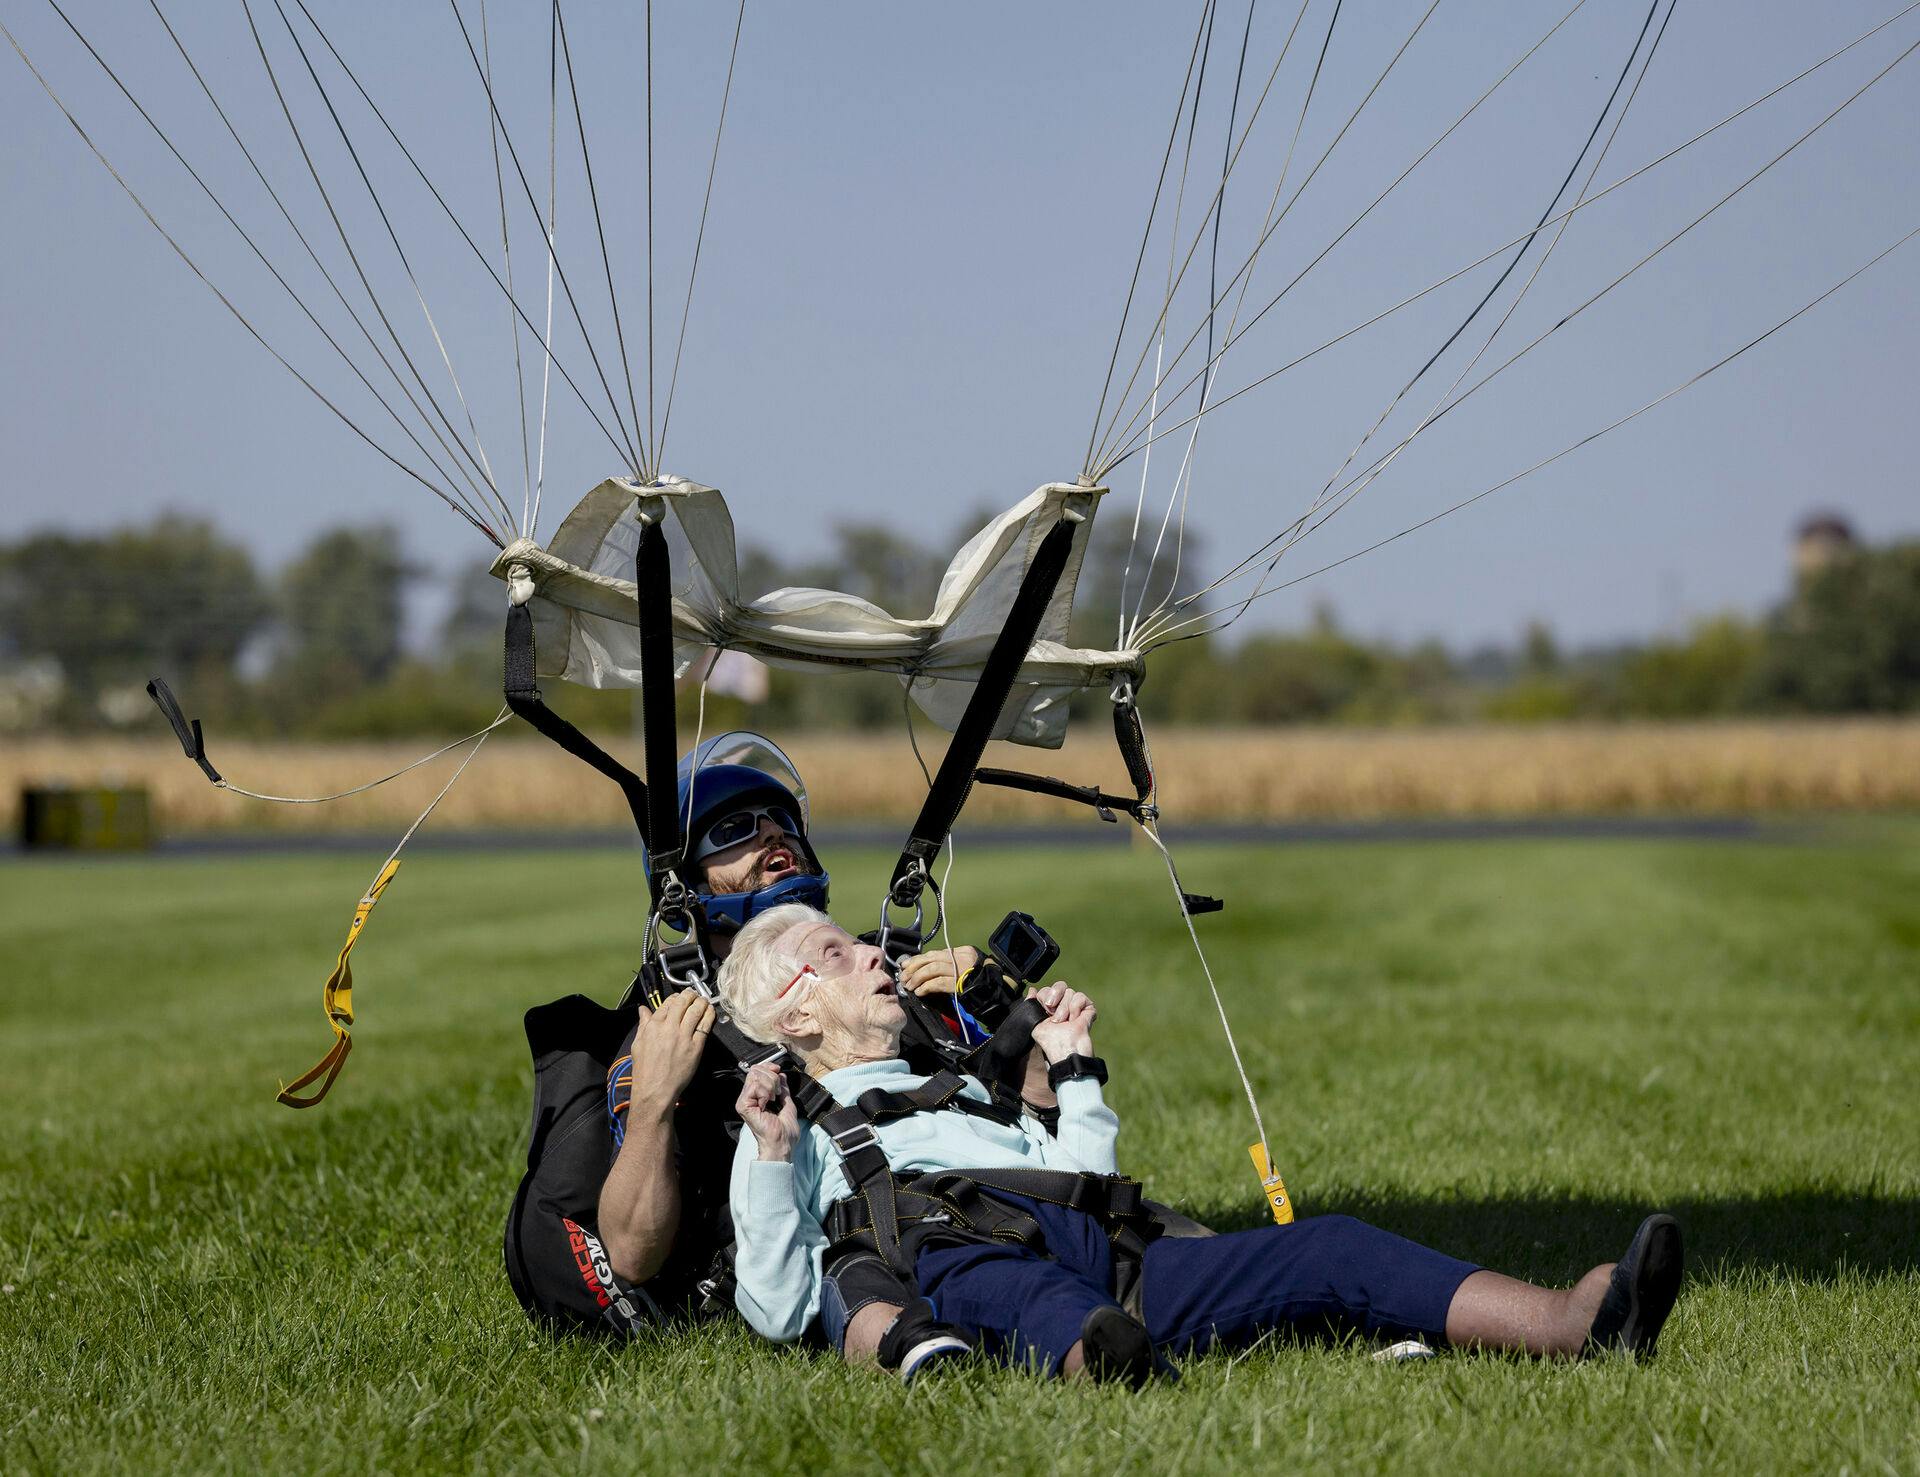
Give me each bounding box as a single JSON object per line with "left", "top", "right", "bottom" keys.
{"left": 720, "top": 904, "right": 1683, "bottom": 1382}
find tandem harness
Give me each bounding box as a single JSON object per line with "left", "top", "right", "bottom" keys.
{"left": 718, "top": 990, "right": 1183, "bottom": 1320}
{"left": 500, "top": 481, "right": 1213, "bottom": 1337}
{"left": 805, "top": 1073, "right": 1173, "bottom": 1319}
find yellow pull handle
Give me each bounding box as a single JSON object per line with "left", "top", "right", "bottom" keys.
{"left": 277, "top": 858, "right": 401, "bottom": 1108}
{"left": 1249, "top": 1141, "right": 1294, "bottom": 1225}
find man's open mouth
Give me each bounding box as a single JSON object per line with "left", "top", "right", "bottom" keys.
{"left": 761, "top": 847, "right": 795, "bottom": 876}
{"left": 873, "top": 979, "right": 896, "bottom": 997}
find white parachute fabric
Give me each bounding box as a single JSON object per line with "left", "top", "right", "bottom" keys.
{"left": 490, "top": 476, "right": 1143, "bottom": 747}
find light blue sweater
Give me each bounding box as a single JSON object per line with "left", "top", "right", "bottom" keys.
{"left": 729, "top": 1057, "right": 1119, "bottom": 1342}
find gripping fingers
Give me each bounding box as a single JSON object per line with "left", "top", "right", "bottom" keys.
{"left": 900, "top": 954, "right": 956, "bottom": 994}
{"left": 1044, "top": 988, "right": 1088, "bottom": 1022}
{"left": 741, "top": 1061, "right": 786, "bottom": 1113}
{"left": 649, "top": 990, "right": 697, "bottom": 1032}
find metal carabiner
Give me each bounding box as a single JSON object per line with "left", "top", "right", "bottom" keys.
{"left": 646, "top": 897, "right": 716, "bottom": 998}
{"left": 878, "top": 862, "right": 942, "bottom": 953}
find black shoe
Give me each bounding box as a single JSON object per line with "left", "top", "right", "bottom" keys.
{"left": 1586, "top": 1213, "right": 1685, "bottom": 1358}
{"left": 896, "top": 1331, "right": 971, "bottom": 1383}
{"left": 876, "top": 1304, "right": 971, "bottom": 1381}
{"left": 1078, "top": 1304, "right": 1158, "bottom": 1388}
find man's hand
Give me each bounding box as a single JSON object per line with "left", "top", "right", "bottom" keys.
{"left": 1029, "top": 982, "right": 1096, "bottom": 1064}
{"left": 899, "top": 945, "right": 982, "bottom": 997}
{"left": 736, "top": 1061, "right": 800, "bottom": 1162}
{"left": 627, "top": 991, "right": 715, "bottom": 1121}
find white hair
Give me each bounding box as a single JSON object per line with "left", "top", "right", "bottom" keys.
{"left": 717, "top": 903, "right": 832, "bottom": 1045}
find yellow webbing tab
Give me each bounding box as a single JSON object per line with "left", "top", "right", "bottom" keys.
{"left": 1249, "top": 1141, "right": 1294, "bottom": 1225}
{"left": 276, "top": 858, "right": 401, "bottom": 1109}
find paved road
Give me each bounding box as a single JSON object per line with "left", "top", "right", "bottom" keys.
{"left": 7, "top": 814, "right": 1801, "bottom": 859}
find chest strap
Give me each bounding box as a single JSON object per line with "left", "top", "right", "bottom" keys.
{"left": 825, "top": 1167, "right": 1159, "bottom": 1286}
{"left": 852, "top": 1070, "right": 1025, "bottom": 1129}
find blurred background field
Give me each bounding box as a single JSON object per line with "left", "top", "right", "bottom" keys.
{"left": 6, "top": 717, "right": 1920, "bottom": 836}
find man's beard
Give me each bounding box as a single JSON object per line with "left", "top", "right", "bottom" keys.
{"left": 744, "top": 850, "right": 819, "bottom": 891}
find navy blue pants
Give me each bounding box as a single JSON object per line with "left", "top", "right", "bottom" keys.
{"left": 912, "top": 1198, "right": 1479, "bottom": 1375}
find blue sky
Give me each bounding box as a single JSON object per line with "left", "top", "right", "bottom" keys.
{"left": 3, "top": 1, "right": 1915, "bottom": 648}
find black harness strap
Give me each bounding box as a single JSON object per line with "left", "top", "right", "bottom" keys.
{"left": 899, "top": 997, "right": 971, "bottom": 1063}
{"left": 697, "top": 1000, "right": 1079, "bottom": 1281}
{"left": 962, "top": 996, "right": 1048, "bottom": 1117}
{"left": 887, "top": 512, "right": 1082, "bottom": 909}
{"left": 949, "top": 1166, "right": 1147, "bottom": 1221}
{"left": 502, "top": 602, "right": 652, "bottom": 845}
{"left": 854, "top": 1070, "right": 1023, "bottom": 1129}
{"left": 633, "top": 510, "right": 687, "bottom": 893}
{"left": 963, "top": 687, "right": 1157, "bottom": 829}
{"left": 970, "top": 692, "right": 1226, "bottom": 914}
{"left": 687, "top": 1009, "right": 924, "bottom": 1272}
{"left": 1111, "top": 687, "right": 1157, "bottom": 816}
{"left": 824, "top": 1165, "right": 1159, "bottom": 1288}
{"left": 146, "top": 678, "right": 223, "bottom": 784}
{"left": 971, "top": 767, "right": 1146, "bottom": 824}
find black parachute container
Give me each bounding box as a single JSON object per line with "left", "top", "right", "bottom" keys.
{"left": 503, "top": 994, "right": 665, "bottom": 1334}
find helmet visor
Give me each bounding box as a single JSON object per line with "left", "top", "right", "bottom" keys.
{"left": 679, "top": 729, "right": 811, "bottom": 831}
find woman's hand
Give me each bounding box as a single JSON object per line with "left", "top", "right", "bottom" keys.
{"left": 627, "top": 991, "right": 715, "bottom": 1121}
{"left": 898, "top": 945, "right": 981, "bottom": 997}
{"left": 1029, "top": 983, "right": 1096, "bottom": 1063}
{"left": 735, "top": 1061, "right": 800, "bottom": 1162}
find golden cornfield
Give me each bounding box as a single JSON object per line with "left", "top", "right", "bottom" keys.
{"left": 6, "top": 719, "right": 1918, "bottom": 835}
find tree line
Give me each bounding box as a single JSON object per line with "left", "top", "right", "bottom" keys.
{"left": 2, "top": 514, "right": 1916, "bottom": 737}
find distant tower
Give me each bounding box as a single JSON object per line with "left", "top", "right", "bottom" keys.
{"left": 1793, "top": 512, "right": 1857, "bottom": 585}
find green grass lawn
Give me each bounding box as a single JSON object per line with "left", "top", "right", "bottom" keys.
{"left": 4, "top": 829, "right": 1918, "bottom": 1474}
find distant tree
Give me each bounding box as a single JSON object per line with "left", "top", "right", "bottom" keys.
{"left": 736, "top": 545, "right": 789, "bottom": 603}
{"left": 1617, "top": 615, "right": 1764, "bottom": 718}
{"left": 1479, "top": 674, "right": 1583, "bottom": 723}
{"left": 1068, "top": 509, "right": 1209, "bottom": 652}
{"left": 439, "top": 566, "right": 509, "bottom": 657}
{"left": 1755, "top": 541, "right": 1920, "bottom": 712}
{"left": 0, "top": 517, "right": 269, "bottom": 718}
{"left": 1521, "top": 620, "right": 1561, "bottom": 675}
{"left": 275, "top": 526, "right": 415, "bottom": 696}
{"left": 796, "top": 523, "right": 948, "bottom": 617}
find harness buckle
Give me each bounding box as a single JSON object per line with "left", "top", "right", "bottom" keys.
{"left": 829, "top": 1122, "right": 882, "bottom": 1157}
{"left": 655, "top": 939, "right": 713, "bottom": 997}
{"left": 877, "top": 867, "right": 937, "bottom": 955}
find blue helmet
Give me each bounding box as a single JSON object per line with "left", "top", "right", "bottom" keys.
{"left": 674, "top": 731, "right": 829, "bottom": 934}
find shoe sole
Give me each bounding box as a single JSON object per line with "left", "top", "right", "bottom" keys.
{"left": 1079, "top": 1305, "right": 1156, "bottom": 1388}
{"left": 1617, "top": 1213, "right": 1685, "bottom": 1357}
{"left": 898, "top": 1335, "right": 971, "bottom": 1383}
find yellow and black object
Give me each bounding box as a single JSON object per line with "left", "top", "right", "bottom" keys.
{"left": 18, "top": 785, "right": 152, "bottom": 850}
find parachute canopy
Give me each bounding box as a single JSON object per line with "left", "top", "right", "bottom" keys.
{"left": 491, "top": 476, "right": 1142, "bottom": 748}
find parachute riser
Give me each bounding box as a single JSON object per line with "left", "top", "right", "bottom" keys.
{"left": 500, "top": 484, "right": 718, "bottom": 994}
{"left": 882, "top": 496, "right": 1093, "bottom": 921}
